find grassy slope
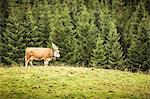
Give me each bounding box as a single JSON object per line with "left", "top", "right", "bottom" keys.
{"left": 0, "top": 66, "right": 150, "bottom": 99}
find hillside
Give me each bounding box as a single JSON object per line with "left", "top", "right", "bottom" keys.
{"left": 0, "top": 66, "right": 150, "bottom": 99}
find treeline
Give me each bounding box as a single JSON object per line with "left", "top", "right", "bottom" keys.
{"left": 0, "top": 0, "right": 150, "bottom": 72}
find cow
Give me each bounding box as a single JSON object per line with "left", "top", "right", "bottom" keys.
{"left": 25, "top": 43, "right": 60, "bottom": 67}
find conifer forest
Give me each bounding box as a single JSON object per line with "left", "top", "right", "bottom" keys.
{"left": 0, "top": 0, "right": 150, "bottom": 72}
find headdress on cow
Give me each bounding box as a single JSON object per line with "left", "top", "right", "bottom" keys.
{"left": 51, "top": 42, "right": 59, "bottom": 51}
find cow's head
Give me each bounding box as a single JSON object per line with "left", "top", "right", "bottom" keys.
{"left": 52, "top": 42, "right": 60, "bottom": 58}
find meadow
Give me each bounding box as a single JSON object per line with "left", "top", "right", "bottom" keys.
{"left": 0, "top": 65, "right": 150, "bottom": 99}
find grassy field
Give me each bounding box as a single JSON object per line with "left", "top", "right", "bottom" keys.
{"left": 0, "top": 66, "right": 150, "bottom": 99}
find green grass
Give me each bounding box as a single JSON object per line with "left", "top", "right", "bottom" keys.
{"left": 0, "top": 66, "right": 150, "bottom": 99}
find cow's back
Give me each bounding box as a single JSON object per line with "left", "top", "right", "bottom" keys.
{"left": 25, "top": 47, "right": 54, "bottom": 60}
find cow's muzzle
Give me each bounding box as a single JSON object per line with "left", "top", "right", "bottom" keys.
{"left": 54, "top": 51, "right": 60, "bottom": 58}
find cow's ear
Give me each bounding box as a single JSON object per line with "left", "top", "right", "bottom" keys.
{"left": 51, "top": 42, "right": 59, "bottom": 50}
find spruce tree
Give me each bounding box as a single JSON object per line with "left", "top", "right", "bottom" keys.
{"left": 90, "top": 34, "right": 107, "bottom": 67}
{"left": 105, "top": 16, "right": 124, "bottom": 69}
{"left": 0, "top": 0, "right": 8, "bottom": 64}
{"left": 75, "top": 4, "right": 99, "bottom": 66}
{"left": 95, "top": 1, "right": 124, "bottom": 69}
{"left": 90, "top": 1, "right": 108, "bottom": 68}
{"left": 127, "top": 2, "right": 150, "bottom": 71}
{"left": 0, "top": 1, "right": 3, "bottom": 63}
{"left": 33, "top": 0, "right": 50, "bottom": 47}
{"left": 2, "top": 3, "right": 26, "bottom": 64}
{"left": 111, "top": 0, "right": 128, "bottom": 58}
{"left": 25, "top": 4, "right": 42, "bottom": 47}
{"left": 47, "top": 2, "right": 78, "bottom": 64}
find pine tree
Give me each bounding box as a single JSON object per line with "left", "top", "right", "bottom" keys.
{"left": 90, "top": 34, "right": 107, "bottom": 67}
{"left": 127, "top": 2, "right": 150, "bottom": 71}
{"left": 85, "top": 0, "right": 100, "bottom": 11}
{"left": 25, "top": 3, "right": 42, "bottom": 47}
{"left": 2, "top": 3, "right": 26, "bottom": 64}
{"left": 47, "top": 1, "right": 79, "bottom": 64}
{"left": 90, "top": 1, "right": 109, "bottom": 68}
{"left": 105, "top": 16, "right": 124, "bottom": 69}
{"left": 1, "top": 0, "right": 150, "bottom": 71}
{"left": 111, "top": 0, "right": 128, "bottom": 58}
{"left": 0, "top": 0, "right": 8, "bottom": 64}
{"left": 98, "top": 1, "right": 110, "bottom": 40}
{"left": 0, "top": 1, "right": 3, "bottom": 63}
{"left": 34, "top": 0, "right": 50, "bottom": 47}
{"left": 95, "top": 1, "right": 124, "bottom": 69}
{"left": 75, "top": 4, "right": 99, "bottom": 66}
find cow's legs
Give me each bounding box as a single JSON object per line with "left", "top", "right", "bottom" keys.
{"left": 29, "top": 60, "right": 33, "bottom": 66}
{"left": 44, "top": 60, "right": 49, "bottom": 66}
{"left": 25, "top": 56, "right": 30, "bottom": 67}
{"left": 29, "top": 56, "right": 34, "bottom": 66}
{"left": 25, "top": 60, "right": 29, "bottom": 67}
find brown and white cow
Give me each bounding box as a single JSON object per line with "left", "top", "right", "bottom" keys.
{"left": 25, "top": 43, "right": 60, "bottom": 67}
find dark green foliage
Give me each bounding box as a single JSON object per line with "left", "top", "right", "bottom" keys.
{"left": 2, "top": 3, "right": 26, "bottom": 64}
{"left": 25, "top": 8, "right": 40, "bottom": 47}
{"left": 25, "top": 3, "right": 46, "bottom": 47}
{"left": 47, "top": 2, "right": 78, "bottom": 64}
{"left": 1, "top": 0, "right": 150, "bottom": 71}
{"left": 91, "top": 2, "right": 124, "bottom": 69}
{"left": 0, "top": 0, "right": 8, "bottom": 63}
{"left": 126, "top": 3, "right": 150, "bottom": 71}
{"left": 90, "top": 35, "right": 107, "bottom": 67}
{"left": 74, "top": 5, "right": 99, "bottom": 66}
{"left": 105, "top": 18, "right": 124, "bottom": 69}
{"left": 33, "top": 0, "right": 50, "bottom": 47}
